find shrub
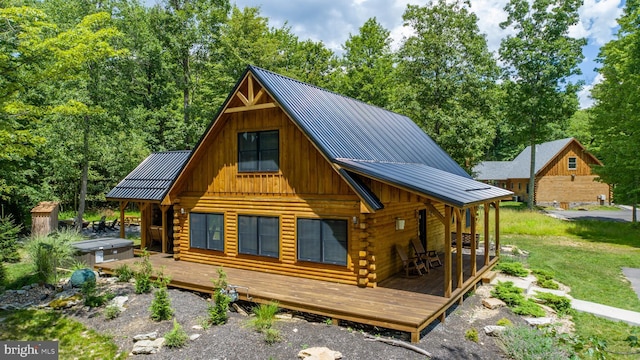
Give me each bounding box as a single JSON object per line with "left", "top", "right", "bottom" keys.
{"left": 0, "top": 214, "right": 21, "bottom": 263}
{"left": 208, "top": 268, "right": 231, "bottom": 325}
{"left": 496, "top": 318, "right": 513, "bottom": 327}
{"left": 115, "top": 264, "right": 134, "bottom": 282}
{"left": 496, "top": 262, "right": 529, "bottom": 277}
{"left": 81, "top": 280, "right": 114, "bottom": 308}
{"left": 532, "top": 269, "right": 559, "bottom": 290}
{"left": 27, "top": 230, "right": 77, "bottom": 284}
{"left": 149, "top": 272, "right": 173, "bottom": 321}
{"left": 465, "top": 328, "right": 479, "bottom": 342}
{"left": 498, "top": 325, "right": 572, "bottom": 360}
{"left": 513, "top": 299, "right": 546, "bottom": 318}
{"left": 164, "top": 319, "right": 188, "bottom": 348}
{"left": 491, "top": 281, "right": 525, "bottom": 307}
{"left": 535, "top": 292, "right": 572, "bottom": 316}
{"left": 104, "top": 304, "right": 121, "bottom": 320}
{"left": 134, "top": 250, "right": 153, "bottom": 294}
{"left": 263, "top": 328, "right": 282, "bottom": 344}
{"left": 0, "top": 262, "right": 6, "bottom": 285}
{"left": 248, "top": 302, "right": 279, "bottom": 332}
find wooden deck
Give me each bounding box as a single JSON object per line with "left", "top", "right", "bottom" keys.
{"left": 96, "top": 254, "right": 497, "bottom": 342}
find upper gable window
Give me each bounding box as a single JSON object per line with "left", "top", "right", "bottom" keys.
{"left": 568, "top": 157, "right": 577, "bottom": 170}
{"left": 238, "top": 130, "right": 279, "bottom": 172}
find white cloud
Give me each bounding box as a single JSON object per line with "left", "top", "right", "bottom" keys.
{"left": 578, "top": 73, "right": 604, "bottom": 108}
{"left": 570, "top": 0, "right": 623, "bottom": 45}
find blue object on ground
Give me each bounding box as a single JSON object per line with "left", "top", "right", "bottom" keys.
{"left": 70, "top": 268, "right": 96, "bottom": 287}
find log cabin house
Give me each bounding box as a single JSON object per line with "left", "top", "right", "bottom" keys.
{"left": 473, "top": 138, "right": 610, "bottom": 209}
{"left": 106, "top": 66, "right": 512, "bottom": 340}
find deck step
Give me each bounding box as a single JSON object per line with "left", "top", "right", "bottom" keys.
{"left": 482, "top": 270, "right": 498, "bottom": 284}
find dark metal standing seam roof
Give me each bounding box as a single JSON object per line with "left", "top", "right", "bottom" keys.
{"left": 106, "top": 151, "right": 191, "bottom": 201}
{"left": 249, "top": 66, "right": 511, "bottom": 207}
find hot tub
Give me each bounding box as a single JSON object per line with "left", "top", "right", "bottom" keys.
{"left": 72, "top": 238, "right": 134, "bottom": 268}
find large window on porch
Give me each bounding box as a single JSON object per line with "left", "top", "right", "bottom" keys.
{"left": 238, "top": 215, "right": 279, "bottom": 258}
{"left": 297, "top": 219, "right": 347, "bottom": 266}
{"left": 190, "top": 213, "right": 224, "bottom": 251}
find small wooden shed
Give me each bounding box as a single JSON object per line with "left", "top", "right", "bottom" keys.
{"left": 30, "top": 201, "right": 59, "bottom": 237}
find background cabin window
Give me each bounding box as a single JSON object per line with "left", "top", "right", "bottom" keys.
{"left": 297, "top": 219, "right": 347, "bottom": 266}
{"left": 568, "top": 157, "right": 577, "bottom": 170}
{"left": 190, "top": 213, "right": 224, "bottom": 251}
{"left": 238, "top": 215, "right": 279, "bottom": 258}
{"left": 238, "top": 130, "right": 279, "bottom": 172}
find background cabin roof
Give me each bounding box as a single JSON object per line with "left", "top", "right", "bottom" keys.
{"left": 106, "top": 151, "right": 191, "bottom": 201}
{"left": 473, "top": 161, "right": 512, "bottom": 181}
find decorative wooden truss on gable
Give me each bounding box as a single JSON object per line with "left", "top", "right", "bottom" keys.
{"left": 224, "top": 75, "right": 277, "bottom": 114}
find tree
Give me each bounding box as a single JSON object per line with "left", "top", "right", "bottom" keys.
{"left": 591, "top": 0, "right": 640, "bottom": 222}
{"left": 499, "top": 0, "right": 585, "bottom": 208}
{"left": 337, "top": 17, "right": 395, "bottom": 108}
{"left": 397, "top": 0, "right": 500, "bottom": 171}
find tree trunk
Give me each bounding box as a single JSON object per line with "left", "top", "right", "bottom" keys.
{"left": 528, "top": 134, "right": 536, "bottom": 210}
{"left": 182, "top": 53, "right": 190, "bottom": 146}
{"left": 75, "top": 115, "right": 90, "bottom": 232}
{"left": 633, "top": 203, "right": 638, "bottom": 223}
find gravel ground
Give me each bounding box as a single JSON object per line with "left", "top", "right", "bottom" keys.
{"left": 63, "top": 279, "right": 523, "bottom": 359}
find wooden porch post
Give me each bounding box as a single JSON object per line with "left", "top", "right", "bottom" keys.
{"left": 161, "top": 205, "right": 169, "bottom": 253}
{"left": 495, "top": 202, "right": 500, "bottom": 258}
{"left": 484, "top": 202, "right": 490, "bottom": 266}
{"left": 454, "top": 208, "right": 463, "bottom": 289}
{"left": 119, "top": 201, "right": 128, "bottom": 239}
{"left": 139, "top": 202, "right": 148, "bottom": 250}
{"left": 470, "top": 206, "right": 477, "bottom": 276}
{"left": 444, "top": 206, "right": 452, "bottom": 298}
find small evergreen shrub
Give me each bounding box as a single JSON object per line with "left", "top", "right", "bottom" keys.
{"left": 0, "top": 214, "right": 21, "bottom": 263}
{"left": 164, "top": 319, "right": 188, "bottom": 348}
{"left": 115, "top": 264, "right": 134, "bottom": 282}
{"left": 263, "top": 328, "right": 282, "bottom": 344}
{"left": 513, "top": 299, "right": 546, "bottom": 317}
{"left": 0, "top": 263, "right": 6, "bottom": 285}
{"left": 81, "top": 280, "right": 114, "bottom": 308}
{"left": 104, "top": 304, "right": 121, "bottom": 320}
{"left": 496, "top": 262, "right": 529, "bottom": 277}
{"left": 208, "top": 268, "right": 231, "bottom": 325}
{"left": 496, "top": 318, "right": 513, "bottom": 327}
{"left": 532, "top": 269, "right": 559, "bottom": 290}
{"left": 535, "top": 292, "right": 572, "bottom": 316}
{"left": 491, "top": 281, "right": 525, "bottom": 307}
{"left": 249, "top": 302, "right": 279, "bottom": 332}
{"left": 134, "top": 250, "right": 153, "bottom": 294}
{"left": 465, "top": 328, "right": 479, "bottom": 342}
{"left": 149, "top": 272, "right": 173, "bottom": 321}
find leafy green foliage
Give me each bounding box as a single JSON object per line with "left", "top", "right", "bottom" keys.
{"left": 513, "top": 299, "right": 546, "bottom": 318}
{"left": 492, "top": 281, "right": 525, "bottom": 307}
{"left": 532, "top": 269, "right": 559, "bottom": 290}
{"left": 496, "top": 262, "right": 529, "bottom": 277}
{"left": 496, "top": 318, "right": 513, "bottom": 327}
{"left": 208, "top": 268, "right": 231, "bottom": 325}
{"left": 134, "top": 250, "right": 153, "bottom": 294}
{"left": 263, "top": 328, "right": 282, "bottom": 345}
{"left": 248, "top": 302, "right": 282, "bottom": 344}
{"left": 103, "top": 304, "right": 121, "bottom": 320}
{"left": 81, "top": 280, "right": 114, "bottom": 308}
{"left": 0, "top": 215, "right": 21, "bottom": 263}
{"left": 164, "top": 319, "right": 188, "bottom": 348}
{"left": 149, "top": 272, "right": 173, "bottom": 321}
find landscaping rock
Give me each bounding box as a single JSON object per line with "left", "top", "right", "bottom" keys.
{"left": 232, "top": 302, "right": 248, "bottom": 316}
{"left": 189, "top": 334, "right": 200, "bottom": 341}
{"left": 298, "top": 347, "right": 343, "bottom": 360}
{"left": 482, "top": 298, "right": 505, "bottom": 310}
{"left": 70, "top": 269, "right": 96, "bottom": 288}
{"left": 191, "top": 325, "right": 203, "bottom": 330}
{"left": 483, "top": 325, "right": 506, "bottom": 336}
{"left": 48, "top": 294, "right": 82, "bottom": 309}
{"left": 133, "top": 331, "right": 158, "bottom": 341}
{"left": 524, "top": 317, "right": 554, "bottom": 326}
{"left": 109, "top": 296, "right": 128, "bottom": 312}
{"left": 275, "top": 313, "right": 293, "bottom": 320}
{"left": 131, "top": 338, "right": 165, "bottom": 355}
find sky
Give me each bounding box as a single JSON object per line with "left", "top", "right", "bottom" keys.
{"left": 228, "top": 0, "right": 625, "bottom": 109}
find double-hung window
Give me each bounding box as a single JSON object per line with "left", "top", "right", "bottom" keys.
{"left": 568, "top": 157, "right": 577, "bottom": 170}
{"left": 190, "top": 213, "right": 224, "bottom": 251}
{"left": 297, "top": 219, "right": 347, "bottom": 266}
{"left": 238, "top": 130, "right": 279, "bottom": 172}
{"left": 238, "top": 215, "right": 279, "bottom": 258}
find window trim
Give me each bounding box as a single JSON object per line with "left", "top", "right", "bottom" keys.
{"left": 237, "top": 130, "right": 279, "bottom": 172}
{"left": 238, "top": 215, "right": 280, "bottom": 258}
{"left": 296, "top": 218, "right": 348, "bottom": 266}
{"left": 189, "top": 212, "right": 224, "bottom": 252}
{"left": 568, "top": 156, "right": 577, "bottom": 170}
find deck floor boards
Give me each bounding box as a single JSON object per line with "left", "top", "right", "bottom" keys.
{"left": 96, "top": 254, "right": 496, "bottom": 340}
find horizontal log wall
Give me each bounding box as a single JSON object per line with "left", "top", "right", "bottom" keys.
{"left": 536, "top": 175, "right": 610, "bottom": 204}
{"left": 176, "top": 195, "right": 363, "bottom": 285}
